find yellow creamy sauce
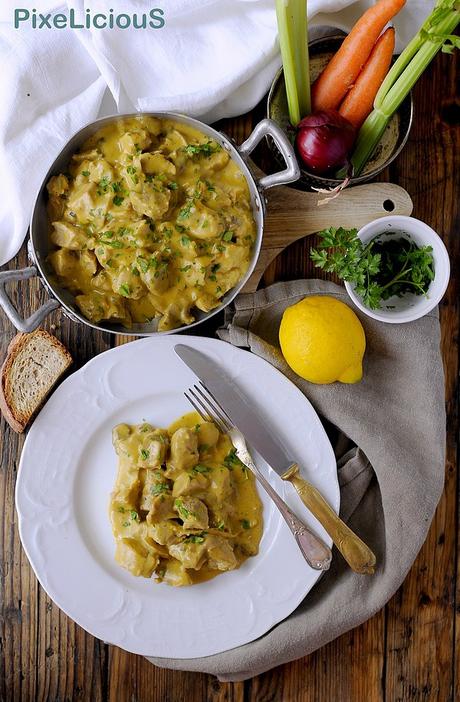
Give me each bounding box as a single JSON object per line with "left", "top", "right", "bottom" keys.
{"left": 110, "top": 412, "right": 263, "bottom": 586}
{"left": 46, "top": 116, "right": 256, "bottom": 330}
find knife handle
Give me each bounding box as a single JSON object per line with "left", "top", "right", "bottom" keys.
{"left": 235, "top": 450, "right": 332, "bottom": 570}
{"left": 282, "top": 466, "right": 376, "bottom": 575}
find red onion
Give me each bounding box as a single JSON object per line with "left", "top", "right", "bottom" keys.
{"left": 295, "top": 110, "right": 356, "bottom": 175}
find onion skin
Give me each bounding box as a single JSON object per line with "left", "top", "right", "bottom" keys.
{"left": 295, "top": 110, "right": 356, "bottom": 175}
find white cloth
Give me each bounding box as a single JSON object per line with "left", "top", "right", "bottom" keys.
{"left": 0, "top": 0, "right": 432, "bottom": 266}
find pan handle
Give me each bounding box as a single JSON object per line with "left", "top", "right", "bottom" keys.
{"left": 0, "top": 266, "right": 60, "bottom": 333}
{"left": 237, "top": 118, "right": 300, "bottom": 191}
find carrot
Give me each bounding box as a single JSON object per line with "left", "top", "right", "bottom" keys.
{"left": 311, "top": 0, "right": 405, "bottom": 111}
{"left": 339, "top": 27, "right": 395, "bottom": 129}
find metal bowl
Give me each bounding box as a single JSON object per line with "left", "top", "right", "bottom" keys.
{"left": 267, "top": 35, "right": 413, "bottom": 189}
{"left": 0, "top": 113, "right": 299, "bottom": 335}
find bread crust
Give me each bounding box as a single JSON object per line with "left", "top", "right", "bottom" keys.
{"left": 0, "top": 329, "right": 72, "bottom": 433}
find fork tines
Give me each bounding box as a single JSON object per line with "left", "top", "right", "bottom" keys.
{"left": 184, "top": 383, "right": 231, "bottom": 434}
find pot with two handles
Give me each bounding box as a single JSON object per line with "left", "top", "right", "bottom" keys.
{"left": 0, "top": 113, "right": 300, "bottom": 335}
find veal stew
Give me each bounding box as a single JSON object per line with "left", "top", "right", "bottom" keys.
{"left": 46, "top": 116, "right": 256, "bottom": 331}
{"left": 110, "top": 412, "right": 263, "bottom": 586}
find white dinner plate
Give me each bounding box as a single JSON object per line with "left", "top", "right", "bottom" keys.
{"left": 16, "top": 336, "right": 339, "bottom": 658}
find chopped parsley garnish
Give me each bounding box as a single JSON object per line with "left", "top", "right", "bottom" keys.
{"left": 153, "top": 261, "right": 169, "bottom": 279}
{"left": 180, "top": 235, "right": 191, "bottom": 247}
{"left": 113, "top": 195, "right": 124, "bottom": 206}
{"left": 126, "top": 165, "right": 138, "bottom": 184}
{"left": 192, "top": 464, "right": 210, "bottom": 474}
{"left": 98, "top": 231, "right": 124, "bottom": 249}
{"left": 119, "top": 283, "right": 131, "bottom": 297}
{"left": 140, "top": 448, "right": 150, "bottom": 460}
{"left": 224, "top": 448, "right": 241, "bottom": 469}
{"left": 174, "top": 499, "right": 190, "bottom": 520}
{"left": 100, "top": 239, "right": 124, "bottom": 249}
{"left": 81, "top": 170, "right": 90, "bottom": 177}
{"left": 240, "top": 519, "right": 251, "bottom": 530}
{"left": 183, "top": 140, "right": 221, "bottom": 158}
{"left": 168, "top": 181, "right": 178, "bottom": 190}
{"left": 205, "top": 180, "right": 215, "bottom": 192}
{"left": 178, "top": 200, "right": 194, "bottom": 221}
{"left": 151, "top": 483, "right": 169, "bottom": 496}
{"left": 97, "top": 175, "right": 110, "bottom": 194}
{"left": 180, "top": 264, "right": 192, "bottom": 273}
{"left": 130, "top": 510, "right": 139, "bottom": 522}
{"left": 222, "top": 230, "right": 233, "bottom": 242}
{"left": 184, "top": 533, "right": 206, "bottom": 544}
{"left": 137, "top": 256, "right": 149, "bottom": 273}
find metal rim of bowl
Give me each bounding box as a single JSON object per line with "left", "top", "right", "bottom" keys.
{"left": 28, "top": 111, "right": 269, "bottom": 337}
{"left": 267, "top": 34, "right": 414, "bottom": 188}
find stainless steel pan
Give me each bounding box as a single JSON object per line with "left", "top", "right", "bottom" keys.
{"left": 0, "top": 112, "right": 299, "bottom": 335}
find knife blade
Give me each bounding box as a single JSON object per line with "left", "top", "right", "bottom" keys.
{"left": 174, "top": 344, "right": 297, "bottom": 476}
{"left": 175, "top": 343, "right": 377, "bottom": 575}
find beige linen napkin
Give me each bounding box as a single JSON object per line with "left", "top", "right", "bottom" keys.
{"left": 147, "top": 280, "right": 445, "bottom": 681}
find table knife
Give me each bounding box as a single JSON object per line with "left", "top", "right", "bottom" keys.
{"left": 174, "top": 344, "right": 376, "bottom": 575}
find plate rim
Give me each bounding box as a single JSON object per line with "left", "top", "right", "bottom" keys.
{"left": 15, "top": 335, "right": 340, "bottom": 658}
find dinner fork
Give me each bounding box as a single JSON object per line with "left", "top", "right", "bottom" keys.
{"left": 184, "top": 383, "right": 332, "bottom": 571}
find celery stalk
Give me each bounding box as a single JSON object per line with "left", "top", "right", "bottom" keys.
{"left": 381, "top": 10, "right": 460, "bottom": 115}
{"left": 373, "top": 33, "right": 424, "bottom": 111}
{"left": 275, "top": 0, "right": 311, "bottom": 126}
{"left": 352, "top": 1, "right": 459, "bottom": 176}
{"left": 350, "top": 110, "right": 390, "bottom": 178}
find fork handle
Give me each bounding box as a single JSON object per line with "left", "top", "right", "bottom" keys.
{"left": 238, "top": 454, "right": 332, "bottom": 571}
{"left": 283, "top": 466, "right": 376, "bottom": 575}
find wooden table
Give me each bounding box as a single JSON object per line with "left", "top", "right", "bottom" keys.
{"left": 1, "top": 49, "right": 458, "bottom": 702}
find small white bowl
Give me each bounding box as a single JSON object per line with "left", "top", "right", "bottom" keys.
{"left": 344, "top": 215, "right": 450, "bottom": 324}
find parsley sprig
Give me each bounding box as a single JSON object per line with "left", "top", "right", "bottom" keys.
{"left": 310, "top": 227, "right": 435, "bottom": 311}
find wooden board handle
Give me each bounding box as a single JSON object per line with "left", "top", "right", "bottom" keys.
{"left": 243, "top": 181, "right": 413, "bottom": 293}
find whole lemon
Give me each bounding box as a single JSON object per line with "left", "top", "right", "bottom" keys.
{"left": 279, "top": 295, "right": 366, "bottom": 384}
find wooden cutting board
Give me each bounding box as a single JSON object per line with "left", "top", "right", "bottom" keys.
{"left": 243, "top": 175, "right": 413, "bottom": 293}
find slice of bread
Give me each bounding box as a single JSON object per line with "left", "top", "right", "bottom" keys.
{"left": 0, "top": 329, "right": 72, "bottom": 433}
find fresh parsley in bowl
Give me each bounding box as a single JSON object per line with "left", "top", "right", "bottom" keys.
{"left": 310, "top": 216, "right": 450, "bottom": 324}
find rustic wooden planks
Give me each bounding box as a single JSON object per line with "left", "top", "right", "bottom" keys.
{"left": 383, "top": 46, "right": 459, "bottom": 702}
